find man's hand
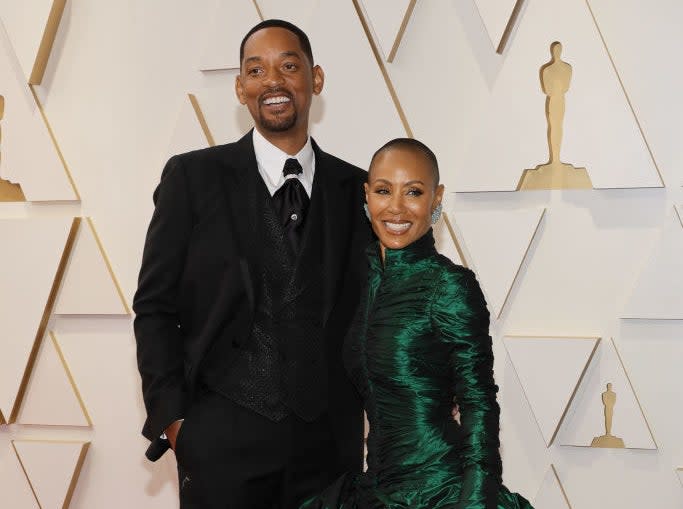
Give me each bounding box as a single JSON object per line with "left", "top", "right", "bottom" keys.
{"left": 165, "top": 420, "right": 183, "bottom": 451}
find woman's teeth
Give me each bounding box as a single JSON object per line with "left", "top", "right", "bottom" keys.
{"left": 384, "top": 222, "right": 411, "bottom": 233}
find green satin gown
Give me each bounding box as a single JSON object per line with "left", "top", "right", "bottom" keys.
{"left": 302, "top": 230, "right": 533, "bottom": 509}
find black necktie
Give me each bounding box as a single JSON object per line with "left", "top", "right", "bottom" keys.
{"left": 272, "top": 158, "right": 309, "bottom": 253}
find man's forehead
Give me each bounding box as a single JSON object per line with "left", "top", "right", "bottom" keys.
{"left": 243, "top": 27, "right": 303, "bottom": 54}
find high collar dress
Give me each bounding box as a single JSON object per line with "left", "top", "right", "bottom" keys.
{"left": 302, "top": 230, "right": 533, "bottom": 509}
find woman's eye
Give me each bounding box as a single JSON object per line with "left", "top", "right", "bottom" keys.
{"left": 374, "top": 188, "right": 390, "bottom": 195}
{"left": 407, "top": 188, "right": 423, "bottom": 196}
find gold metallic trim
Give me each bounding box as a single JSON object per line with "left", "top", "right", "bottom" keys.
{"left": 504, "top": 335, "right": 602, "bottom": 447}
{"left": 442, "top": 211, "right": 468, "bottom": 269}
{"left": 12, "top": 440, "right": 90, "bottom": 509}
{"left": 610, "top": 337, "right": 658, "bottom": 449}
{"left": 251, "top": 0, "right": 265, "bottom": 21}
{"left": 9, "top": 217, "right": 81, "bottom": 423}
{"left": 188, "top": 93, "right": 216, "bottom": 147}
{"left": 584, "top": 0, "right": 664, "bottom": 187}
{"left": 85, "top": 217, "right": 131, "bottom": 314}
{"left": 29, "top": 0, "right": 67, "bottom": 85}
{"left": 50, "top": 331, "right": 93, "bottom": 426}
{"left": 0, "top": 409, "right": 6, "bottom": 424}
{"left": 496, "top": 0, "right": 526, "bottom": 54}
{"left": 497, "top": 208, "right": 546, "bottom": 318}
{"left": 29, "top": 85, "right": 80, "bottom": 200}
{"left": 387, "top": 0, "right": 417, "bottom": 63}
{"left": 674, "top": 204, "right": 682, "bottom": 228}
{"left": 10, "top": 441, "right": 41, "bottom": 508}
{"left": 351, "top": 0, "right": 413, "bottom": 137}
{"left": 551, "top": 464, "right": 573, "bottom": 508}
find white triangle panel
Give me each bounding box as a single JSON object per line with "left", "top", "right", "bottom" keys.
{"left": 54, "top": 218, "right": 129, "bottom": 315}
{"left": 0, "top": 217, "right": 75, "bottom": 421}
{"left": 16, "top": 332, "right": 91, "bottom": 426}
{"left": 533, "top": 465, "right": 571, "bottom": 509}
{"left": 253, "top": 0, "right": 318, "bottom": 29}
{"left": 0, "top": 22, "right": 77, "bottom": 201}
{"left": 622, "top": 207, "right": 683, "bottom": 319}
{"left": 359, "top": 0, "right": 415, "bottom": 61}
{"left": 12, "top": 440, "right": 89, "bottom": 509}
{"left": 503, "top": 336, "right": 600, "bottom": 447}
{"left": 0, "top": 0, "right": 66, "bottom": 84}
{"left": 458, "top": 0, "right": 662, "bottom": 191}
{"left": 677, "top": 468, "right": 683, "bottom": 487}
{"left": 474, "top": 0, "right": 520, "bottom": 52}
{"left": 433, "top": 197, "right": 464, "bottom": 266}
{"left": 164, "top": 94, "right": 212, "bottom": 162}
{"left": 198, "top": 1, "right": 261, "bottom": 71}
{"left": 559, "top": 338, "right": 656, "bottom": 449}
{"left": 0, "top": 444, "right": 39, "bottom": 509}
{"left": 454, "top": 207, "right": 545, "bottom": 317}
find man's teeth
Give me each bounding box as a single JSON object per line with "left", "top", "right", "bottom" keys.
{"left": 384, "top": 222, "right": 411, "bottom": 232}
{"left": 263, "top": 96, "right": 290, "bottom": 105}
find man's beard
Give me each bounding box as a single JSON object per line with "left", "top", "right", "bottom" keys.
{"left": 258, "top": 109, "right": 298, "bottom": 132}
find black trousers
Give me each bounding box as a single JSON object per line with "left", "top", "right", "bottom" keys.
{"left": 174, "top": 390, "right": 341, "bottom": 509}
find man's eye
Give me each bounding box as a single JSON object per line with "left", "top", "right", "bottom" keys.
{"left": 283, "top": 62, "right": 298, "bottom": 71}
{"left": 248, "top": 67, "right": 263, "bottom": 76}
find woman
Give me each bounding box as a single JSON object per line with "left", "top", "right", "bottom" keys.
{"left": 302, "top": 138, "right": 533, "bottom": 508}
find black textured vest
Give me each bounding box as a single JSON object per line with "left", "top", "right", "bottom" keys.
{"left": 202, "top": 175, "right": 327, "bottom": 422}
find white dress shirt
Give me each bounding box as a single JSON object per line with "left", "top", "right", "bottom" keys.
{"left": 252, "top": 128, "right": 315, "bottom": 197}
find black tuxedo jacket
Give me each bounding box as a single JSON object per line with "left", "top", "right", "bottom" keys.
{"left": 133, "top": 130, "right": 371, "bottom": 470}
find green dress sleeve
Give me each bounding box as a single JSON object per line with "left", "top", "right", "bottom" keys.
{"left": 431, "top": 266, "right": 501, "bottom": 509}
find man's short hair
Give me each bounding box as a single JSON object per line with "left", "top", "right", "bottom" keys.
{"left": 239, "top": 19, "right": 314, "bottom": 68}
{"left": 370, "top": 138, "right": 440, "bottom": 186}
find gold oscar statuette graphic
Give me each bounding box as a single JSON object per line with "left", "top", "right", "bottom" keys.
{"left": 591, "top": 382, "right": 625, "bottom": 448}
{"left": 0, "top": 95, "right": 27, "bottom": 201}
{"left": 517, "top": 42, "right": 592, "bottom": 190}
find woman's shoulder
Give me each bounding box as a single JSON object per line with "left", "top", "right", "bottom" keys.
{"left": 432, "top": 254, "right": 477, "bottom": 284}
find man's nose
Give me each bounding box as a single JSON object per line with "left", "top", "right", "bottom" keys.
{"left": 264, "top": 67, "right": 285, "bottom": 87}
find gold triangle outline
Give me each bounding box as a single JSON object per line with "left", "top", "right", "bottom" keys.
{"left": 29, "top": 0, "right": 67, "bottom": 85}
{"left": 441, "top": 210, "right": 469, "bottom": 269}
{"left": 8, "top": 217, "right": 80, "bottom": 423}
{"left": 503, "top": 335, "right": 602, "bottom": 447}
{"left": 83, "top": 217, "right": 131, "bottom": 315}
{"left": 351, "top": 0, "right": 413, "bottom": 137}
{"left": 584, "top": 0, "right": 664, "bottom": 188}
{"left": 676, "top": 467, "right": 683, "bottom": 487}
{"left": 12, "top": 439, "right": 90, "bottom": 509}
{"left": 188, "top": 93, "right": 216, "bottom": 148}
{"left": 251, "top": 0, "right": 265, "bottom": 22}
{"left": 496, "top": 0, "right": 526, "bottom": 54}
{"left": 559, "top": 337, "right": 658, "bottom": 449}
{"left": 454, "top": 208, "right": 546, "bottom": 319}
{"left": 386, "top": 0, "right": 417, "bottom": 63}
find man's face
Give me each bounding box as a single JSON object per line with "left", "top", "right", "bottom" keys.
{"left": 236, "top": 27, "right": 323, "bottom": 137}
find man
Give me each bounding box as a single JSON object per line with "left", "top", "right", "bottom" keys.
{"left": 133, "top": 19, "right": 371, "bottom": 508}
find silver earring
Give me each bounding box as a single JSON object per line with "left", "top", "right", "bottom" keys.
{"left": 431, "top": 203, "right": 442, "bottom": 224}
{"left": 363, "top": 203, "right": 371, "bottom": 221}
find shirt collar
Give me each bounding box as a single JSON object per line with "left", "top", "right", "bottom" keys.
{"left": 252, "top": 128, "right": 315, "bottom": 196}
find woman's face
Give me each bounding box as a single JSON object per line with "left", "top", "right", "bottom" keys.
{"left": 365, "top": 147, "right": 444, "bottom": 256}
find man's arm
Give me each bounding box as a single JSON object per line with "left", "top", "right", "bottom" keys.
{"left": 133, "top": 155, "right": 193, "bottom": 447}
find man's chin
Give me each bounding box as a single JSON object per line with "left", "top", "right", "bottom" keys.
{"left": 259, "top": 114, "right": 298, "bottom": 133}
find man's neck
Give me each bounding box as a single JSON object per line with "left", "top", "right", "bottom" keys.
{"left": 256, "top": 127, "right": 309, "bottom": 156}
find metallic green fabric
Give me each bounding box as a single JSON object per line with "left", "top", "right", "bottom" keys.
{"left": 302, "top": 230, "right": 533, "bottom": 509}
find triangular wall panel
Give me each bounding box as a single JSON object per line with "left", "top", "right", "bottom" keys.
{"left": 12, "top": 440, "right": 89, "bottom": 509}
{"left": 0, "top": 21, "right": 78, "bottom": 201}
{"left": 533, "top": 465, "right": 572, "bottom": 509}
{"left": 15, "top": 331, "right": 91, "bottom": 426}
{"left": 0, "top": 0, "right": 66, "bottom": 84}
{"left": 474, "top": 0, "right": 523, "bottom": 53}
{"left": 197, "top": 1, "right": 261, "bottom": 71}
{"left": 457, "top": 0, "right": 662, "bottom": 191}
{"left": 453, "top": 207, "right": 545, "bottom": 318}
{"left": 54, "top": 218, "right": 129, "bottom": 315}
{"left": 0, "top": 217, "right": 78, "bottom": 422}
{"left": 559, "top": 338, "right": 657, "bottom": 449}
{"left": 622, "top": 206, "right": 683, "bottom": 319}
{"left": 358, "top": 0, "right": 416, "bottom": 62}
{"left": 503, "top": 335, "right": 600, "bottom": 447}
{"left": 0, "top": 444, "right": 39, "bottom": 509}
